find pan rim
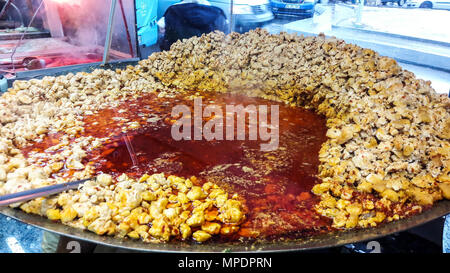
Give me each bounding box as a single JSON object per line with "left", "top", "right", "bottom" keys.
{"left": 1, "top": 199, "right": 449, "bottom": 253}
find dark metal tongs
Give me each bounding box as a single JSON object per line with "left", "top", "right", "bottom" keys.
{"left": 0, "top": 178, "right": 94, "bottom": 207}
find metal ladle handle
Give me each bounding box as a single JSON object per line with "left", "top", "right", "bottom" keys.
{"left": 0, "top": 178, "right": 94, "bottom": 207}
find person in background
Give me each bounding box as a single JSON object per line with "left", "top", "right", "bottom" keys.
{"left": 157, "top": 0, "right": 212, "bottom": 30}
{"left": 157, "top": 0, "right": 228, "bottom": 51}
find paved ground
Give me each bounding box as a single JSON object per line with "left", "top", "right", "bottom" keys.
{"left": 0, "top": 214, "right": 42, "bottom": 253}
{"left": 444, "top": 215, "right": 450, "bottom": 252}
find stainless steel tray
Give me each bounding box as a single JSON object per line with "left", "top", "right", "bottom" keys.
{"left": 4, "top": 62, "right": 450, "bottom": 252}
{"left": 2, "top": 200, "right": 450, "bottom": 252}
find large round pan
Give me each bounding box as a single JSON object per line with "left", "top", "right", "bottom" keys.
{"left": 7, "top": 62, "right": 450, "bottom": 252}
{"left": 2, "top": 200, "right": 449, "bottom": 252}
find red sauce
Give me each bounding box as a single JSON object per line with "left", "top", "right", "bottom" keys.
{"left": 22, "top": 91, "right": 334, "bottom": 241}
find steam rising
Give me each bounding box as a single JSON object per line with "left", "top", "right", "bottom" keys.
{"left": 55, "top": 0, "right": 135, "bottom": 54}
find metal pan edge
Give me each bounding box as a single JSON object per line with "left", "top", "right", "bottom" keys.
{"left": 1, "top": 200, "right": 449, "bottom": 253}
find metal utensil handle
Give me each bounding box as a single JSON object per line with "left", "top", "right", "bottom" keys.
{"left": 0, "top": 178, "right": 94, "bottom": 207}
